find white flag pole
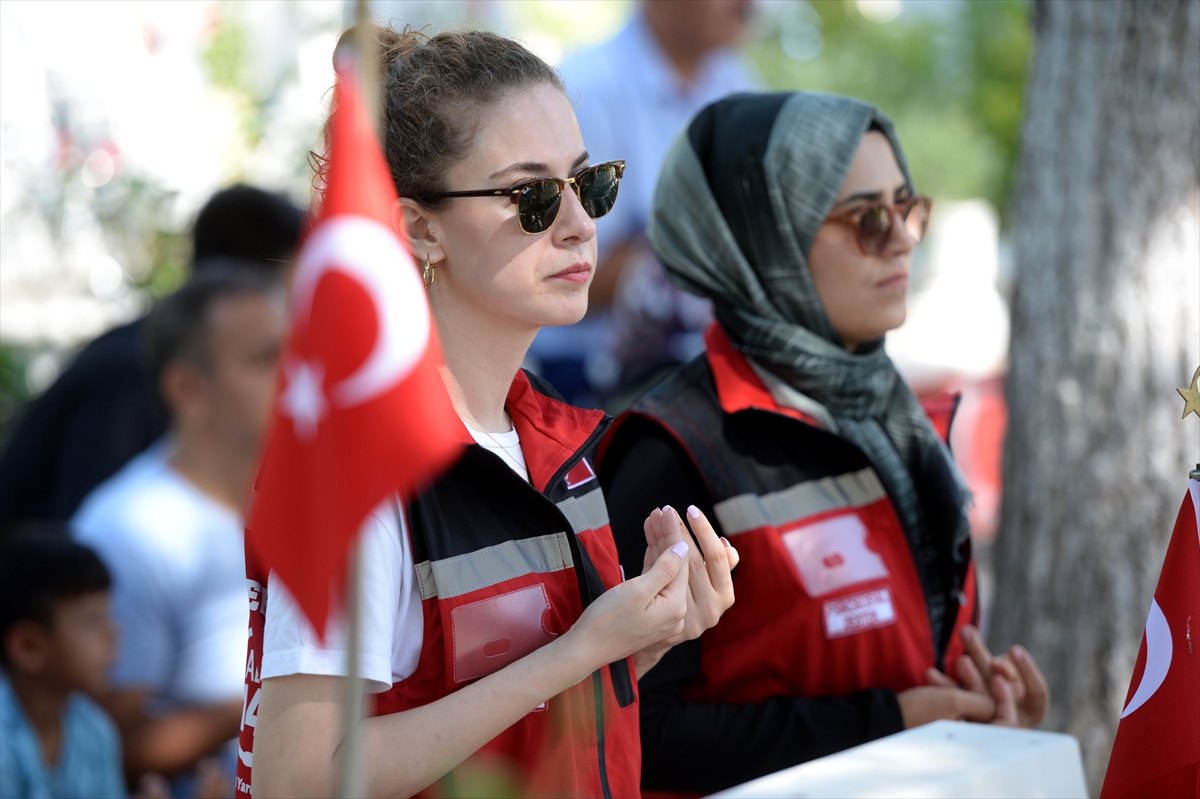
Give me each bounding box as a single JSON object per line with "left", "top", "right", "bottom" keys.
{"left": 337, "top": 9, "right": 377, "bottom": 799}
{"left": 337, "top": 534, "right": 367, "bottom": 799}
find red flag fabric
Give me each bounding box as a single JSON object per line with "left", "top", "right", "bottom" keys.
{"left": 245, "top": 61, "right": 462, "bottom": 638}
{"left": 1100, "top": 478, "right": 1200, "bottom": 798}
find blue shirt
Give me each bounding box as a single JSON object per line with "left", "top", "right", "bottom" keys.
{"left": 560, "top": 13, "right": 757, "bottom": 256}
{"left": 531, "top": 13, "right": 757, "bottom": 366}
{"left": 0, "top": 675, "right": 126, "bottom": 799}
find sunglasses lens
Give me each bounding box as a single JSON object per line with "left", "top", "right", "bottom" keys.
{"left": 859, "top": 205, "right": 892, "bottom": 254}
{"left": 578, "top": 163, "right": 621, "bottom": 220}
{"left": 517, "top": 180, "right": 562, "bottom": 233}
{"left": 903, "top": 199, "right": 930, "bottom": 242}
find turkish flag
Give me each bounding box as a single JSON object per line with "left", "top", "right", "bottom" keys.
{"left": 245, "top": 61, "right": 463, "bottom": 638}
{"left": 1100, "top": 478, "right": 1200, "bottom": 798}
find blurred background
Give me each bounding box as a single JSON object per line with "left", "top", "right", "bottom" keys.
{"left": 0, "top": 0, "right": 1026, "bottom": 428}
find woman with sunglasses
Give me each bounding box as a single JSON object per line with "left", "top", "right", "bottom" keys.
{"left": 246, "top": 26, "right": 737, "bottom": 799}
{"left": 598, "top": 92, "right": 1049, "bottom": 795}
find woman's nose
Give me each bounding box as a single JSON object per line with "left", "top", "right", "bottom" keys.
{"left": 553, "top": 181, "right": 597, "bottom": 243}
{"left": 885, "top": 208, "right": 919, "bottom": 254}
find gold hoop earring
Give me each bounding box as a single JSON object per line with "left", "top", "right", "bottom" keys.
{"left": 422, "top": 258, "right": 436, "bottom": 288}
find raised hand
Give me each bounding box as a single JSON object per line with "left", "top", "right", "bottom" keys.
{"left": 631, "top": 505, "right": 738, "bottom": 676}
{"left": 573, "top": 541, "right": 690, "bottom": 668}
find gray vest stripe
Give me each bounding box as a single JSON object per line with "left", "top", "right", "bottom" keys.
{"left": 714, "top": 467, "right": 887, "bottom": 536}
{"left": 555, "top": 487, "right": 609, "bottom": 533}
{"left": 416, "top": 560, "right": 437, "bottom": 601}
{"left": 416, "top": 532, "right": 575, "bottom": 600}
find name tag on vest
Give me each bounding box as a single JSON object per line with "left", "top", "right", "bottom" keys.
{"left": 823, "top": 588, "right": 897, "bottom": 638}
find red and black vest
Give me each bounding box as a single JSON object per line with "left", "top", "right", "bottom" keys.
{"left": 607, "top": 325, "right": 976, "bottom": 706}
{"left": 237, "top": 371, "right": 640, "bottom": 799}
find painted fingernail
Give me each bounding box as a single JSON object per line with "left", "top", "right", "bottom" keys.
{"left": 670, "top": 541, "right": 689, "bottom": 560}
{"left": 687, "top": 505, "right": 701, "bottom": 519}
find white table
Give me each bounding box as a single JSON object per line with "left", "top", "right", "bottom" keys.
{"left": 709, "top": 720, "right": 1087, "bottom": 798}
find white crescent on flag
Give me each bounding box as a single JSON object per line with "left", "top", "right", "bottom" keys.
{"left": 288, "top": 215, "right": 430, "bottom": 409}
{"left": 1120, "top": 598, "right": 1172, "bottom": 719}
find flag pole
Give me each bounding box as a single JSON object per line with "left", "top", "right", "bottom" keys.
{"left": 336, "top": 9, "right": 377, "bottom": 799}
{"left": 337, "top": 535, "right": 366, "bottom": 799}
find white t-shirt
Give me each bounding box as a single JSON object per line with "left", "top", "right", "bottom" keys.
{"left": 72, "top": 441, "right": 248, "bottom": 706}
{"left": 462, "top": 422, "right": 528, "bottom": 482}
{"left": 261, "top": 422, "right": 528, "bottom": 691}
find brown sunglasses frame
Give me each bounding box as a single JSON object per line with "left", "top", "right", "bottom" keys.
{"left": 419, "top": 160, "right": 626, "bottom": 234}
{"left": 824, "top": 194, "right": 933, "bottom": 256}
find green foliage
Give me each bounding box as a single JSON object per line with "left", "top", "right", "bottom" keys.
{"left": 202, "top": 3, "right": 265, "bottom": 150}
{"left": 0, "top": 345, "right": 33, "bottom": 446}
{"left": 747, "top": 0, "right": 1031, "bottom": 221}
{"left": 203, "top": 3, "right": 249, "bottom": 93}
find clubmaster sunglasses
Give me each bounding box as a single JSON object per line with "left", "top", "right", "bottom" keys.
{"left": 825, "top": 195, "right": 933, "bottom": 256}
{"left": 420, "top": 160, "right": 626, "bottom": 234}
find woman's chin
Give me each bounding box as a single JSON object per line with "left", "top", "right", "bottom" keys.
{"left": 535, "top": 297, "right": 589, "bottom": 328}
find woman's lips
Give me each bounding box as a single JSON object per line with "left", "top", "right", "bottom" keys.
{"left": 549, "top": 263, "right": 593, "bottom": 284}
{"left": 877, "top": 271, "right": 909, "bottom": 290}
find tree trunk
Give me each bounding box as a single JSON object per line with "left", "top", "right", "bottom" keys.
{"left": 991, "top": 0, "right": 1200, "bottom": 792}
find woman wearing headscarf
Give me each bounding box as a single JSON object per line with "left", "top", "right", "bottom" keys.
{"left": 598, "top": 92, "right": 1048, "bottom": 795}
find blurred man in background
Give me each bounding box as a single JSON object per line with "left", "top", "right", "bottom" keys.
{"left": 530, "top": 0, "right": 757, "bottom": 407}
{"left": 0, "top": 185, "right": 303, "bottom": 532}
{"left": 71, "top": 265, "right": 286, "bottom": 796}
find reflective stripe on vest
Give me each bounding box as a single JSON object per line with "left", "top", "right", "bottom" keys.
{"left": 413, "top": 486, "right": 608, "bottom": 601}
{"left": 415, "top": 531, "right": 575, "bottom": 601}
{"left": 713, "top": 466, "right": 887, "bottom": 536}
{"left": 555, "top": 487, "right": 610, "bottom": 535}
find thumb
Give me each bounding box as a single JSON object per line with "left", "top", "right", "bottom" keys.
{"left": 643, "top": 540, "right": 689, "bottom": 594}
{"left": 953, "top": 688, "right": 997, "bottom": 722}
{"left": 925, "top": 667, "right": 957, "bottom": 688}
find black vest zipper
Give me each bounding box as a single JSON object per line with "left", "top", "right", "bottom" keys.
{"left": 468, "top": 415, "right": 620, "bottom": 799}
{"left": 540, "top": 416, "right": 618, "bottom": 799}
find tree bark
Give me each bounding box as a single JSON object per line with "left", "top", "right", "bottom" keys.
{"left": 992, "top": 0, "right": 1200, "bottom": 792}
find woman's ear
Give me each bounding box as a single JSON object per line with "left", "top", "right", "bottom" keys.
{"left": 397, "top": 198, "right": 445, "bottom": 265}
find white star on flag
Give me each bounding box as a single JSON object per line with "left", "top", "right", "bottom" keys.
{"left": 279, "top": 358, "right": 328, "bottom": 441}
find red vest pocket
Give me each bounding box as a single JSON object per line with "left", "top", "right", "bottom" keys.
{"left": 780, "top": 513, "right": 890, "bottom": 597}
{"left": 451, "top": 584, "right": 557, "bottom": 683}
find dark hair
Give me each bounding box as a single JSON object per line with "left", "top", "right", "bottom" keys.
{"left": 0, "top": 536, "right": 111, "bottom": 668}
{"left": 315, "top": 25, "right": 564, "bottom": 209}
{"left": 144, "top": 259, "right": 283, "bottom": 394}
{"left": 192, "top": 184, "right": 305, "bottom": 268}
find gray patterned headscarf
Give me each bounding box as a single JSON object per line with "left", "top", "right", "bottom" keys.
{"left": 648, "top": 92, "right": 970, "bottom": 654}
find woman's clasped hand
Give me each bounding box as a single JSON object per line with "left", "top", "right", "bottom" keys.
{"left": 634, "top": 505, "right": 739, "bottom": 676}
{"left": 903, "top": 624, "right": 1050, "bottom": 729}
{"left": 921, "top": 625, "right": 1050, "bottom": 728}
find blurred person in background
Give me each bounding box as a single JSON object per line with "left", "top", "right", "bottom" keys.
{"left": 1, "top": 535, "right": 125, "bottom": 799}
{"left": 529, "top": 0, "right": 757, "bottom": 408}
{"left": 71, "top": 265, "right": 286, "bottom": 797}
{"left": 0, "top": 186, "right": 303, "bottom": 533}
{"left": 599, "top": 92, "right": 1049, "bottom": 795}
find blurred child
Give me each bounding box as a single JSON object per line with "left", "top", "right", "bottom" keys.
{"left": 0, "top": 536, "right": 125, "bottom": 799}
